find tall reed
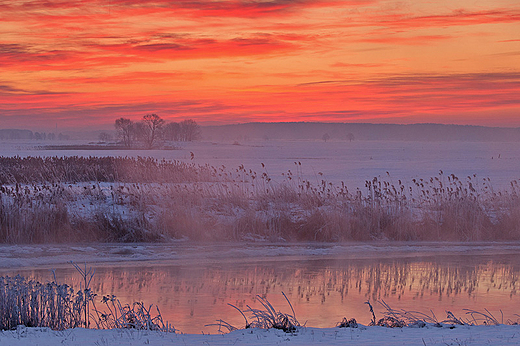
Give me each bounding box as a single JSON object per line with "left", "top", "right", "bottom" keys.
{"left": 2, "top": 157, "right": 520, "bottom": 242}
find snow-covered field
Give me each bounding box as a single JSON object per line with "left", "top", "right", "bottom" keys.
{"left": 1, "top": 324, "right": 519, "bottom": 346}
{"left": 4, "top": 139, "right": 520, "bottom": 190}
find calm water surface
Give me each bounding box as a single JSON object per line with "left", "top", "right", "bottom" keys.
{"left": 3, "top": 250, "right": 520, "bottom": 334}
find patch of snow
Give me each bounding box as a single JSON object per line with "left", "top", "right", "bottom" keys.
{"left": 1, "top": 325, "right": 519, "bottom": 346}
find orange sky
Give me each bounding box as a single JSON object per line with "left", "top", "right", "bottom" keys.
{"left": 0, "top": 0, "right": 519, "bottom": 130}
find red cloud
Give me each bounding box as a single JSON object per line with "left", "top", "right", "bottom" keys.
{"left": 355, "top": 35, "right": 451, "bottom": 45}
{"left": 93, "top": 35, "right": 300, "bottom": 60}
{"left": 1, "top": 72, "right": 518, "bottom": 128}
{"left": 370, "top": 8, "right": 520, "bottom": 29}
{"left": 0, "top": 0, "right": 376, "bottom": 19}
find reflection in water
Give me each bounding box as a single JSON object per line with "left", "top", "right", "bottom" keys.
{"left": 4, "top": 254, "right": 519, "bottom": 334}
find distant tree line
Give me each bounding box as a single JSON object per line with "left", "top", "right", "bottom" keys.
{"left": 0, "top": 129, "right": 69, "bottom": 141}
{"left": 114, "top": 114, "right": 201, "bottom": 149}
{"left": 34, "top": 132, "right": 70, "bottom": 141}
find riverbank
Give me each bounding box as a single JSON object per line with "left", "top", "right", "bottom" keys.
{"left": 1, "top": 324, "right": 518, "bottom": 346}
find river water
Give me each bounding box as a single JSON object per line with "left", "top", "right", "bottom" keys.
{"left": 2, "top": 243, "right": 519, "bottom": 334}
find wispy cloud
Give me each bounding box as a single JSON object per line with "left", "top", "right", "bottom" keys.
{"left": 94, "top": 35, "right": 299, "bottom": 60}
{"left": 366, "top": 8, "right": 520, "bottom": 29}
{"left": 1, "top": 71, "right": 518, "bottom": 128}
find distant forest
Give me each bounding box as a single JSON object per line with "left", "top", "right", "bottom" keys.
{"left": 202, "top": 122, "right": 520, "bottom": 142}
{"left": 2, "top": 122, "right": 520, "bottom": 142}
{"left": 0, "top": 129, "right": 69, "bottom": 141}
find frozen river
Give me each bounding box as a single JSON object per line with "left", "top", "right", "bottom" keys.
{"left": 1, "top": 243, "right": 520, "bottom": 334}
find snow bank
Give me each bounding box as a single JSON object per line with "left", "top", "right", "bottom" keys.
{"left": 1, "top": 325, "right": 519, "bottom": 346}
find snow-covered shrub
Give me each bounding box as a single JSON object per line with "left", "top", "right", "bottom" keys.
{"left": 0, "top": 275, "right": 85, "bottom": 330}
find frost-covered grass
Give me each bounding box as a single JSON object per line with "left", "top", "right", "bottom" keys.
{"left": 0, "top": 275, "right": 85, "bottom": 330}
{"left": 1, "top": 296, "right": 520, "bottom": 346}
{"left": 1, "top": 268, "right": 519, "bottom": 345}
{"left": 210, "top": 293, "right": 300, "bottom": 333}
{"left": 2, "top": 156, "right": 520, "bottom": 242}
{"left": 0, "top": 274, "right": 174, "bottom": 333}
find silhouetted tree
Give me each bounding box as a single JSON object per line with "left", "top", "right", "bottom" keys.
{"left": 180, "top": 119, "right": 201, "bottom": 141}
{"left": 98, "top": 132, "right": 112, "bottom": 142}
{"left": 132, "top": 121, "right": 146, "bottom": 144}
{"left": 142, "top": 113, "right": 165, "bottom": 148}
{"left": 322, "top": 133, "right": 330, "bottom": 142}
{"left": 163, "top": 122, "right": 181, "bottom": 141}
{"left": 115, "top": 118, "right": 134, "bottom": 147}
{"left": 346, "top": 132, "right": 355, "bottom": 142}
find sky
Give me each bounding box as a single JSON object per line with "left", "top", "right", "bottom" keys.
{"left": 0, "top": 0, "right": 519, "bottom": 130}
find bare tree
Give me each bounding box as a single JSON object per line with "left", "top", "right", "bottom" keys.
{"left": 180, "top": 119, "right": 201, "bottom": 141}
{"left": 322, "top": 133, "right": 330, "bottom": 142}
{"left": 142, "top": 113, "right": 165, "bottom": 148}
{"left": 98, "top": 132, "right": 112, "bottom": 142}
{"left": 163, "top": 122, "right": 181, "bottom": 141}
{"left": 115, "top": 118, "right": 134, "bottom": 147}
{"left": 132, "top": 121, "right": 146, "bottom": 145}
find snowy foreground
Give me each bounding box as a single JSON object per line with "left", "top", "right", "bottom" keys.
{"left": 1, "top": 325, "right": 519, "bottom": 346}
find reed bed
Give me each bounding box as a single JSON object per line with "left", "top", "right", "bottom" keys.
{"left": 0, "top": 156, "right": 219, "bottom": 184}
{"left": 1, "top": 157, "right": 520, "bottom": 242}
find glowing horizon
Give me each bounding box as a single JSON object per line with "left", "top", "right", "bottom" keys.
{"left": 1, "top": 0, "right": 519, "bottom": 130}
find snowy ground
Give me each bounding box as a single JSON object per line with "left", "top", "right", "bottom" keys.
{"left": 3, "top": 139, "right": 520, "bottom": 190}
{"left": 1, "top": 324, "right": 519, "bottom": 346}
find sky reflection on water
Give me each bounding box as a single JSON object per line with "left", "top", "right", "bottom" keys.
{"left": 5, "top": 252, "right": 519, "bottom": 334}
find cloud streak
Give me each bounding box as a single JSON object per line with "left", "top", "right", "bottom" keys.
{"left": 1, "top": 72, "right": 518, "bottom": 128}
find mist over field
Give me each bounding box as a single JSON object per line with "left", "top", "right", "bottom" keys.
{"left": 6, "top": 122, "right": 520, "bottom": 142}
{"left": 1, "top": 122, "right": 520, "bottom": 244}
{"left": 201, "top": 122, "right": 520, "bottom": 142}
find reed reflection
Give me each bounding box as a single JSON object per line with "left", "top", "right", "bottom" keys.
{"left": 6, "top": 255, "right": 520, "bottom": 334}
